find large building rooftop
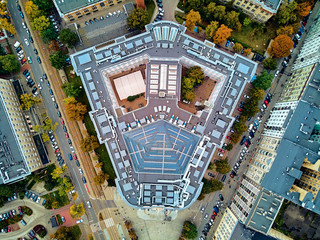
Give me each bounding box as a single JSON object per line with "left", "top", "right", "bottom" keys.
{"left": 0, "top": 93, "right": 30, "bottom": 184}
{"left": 262, "top": 63, "right": 320, "bottom": 214}
{"left": 71, "top": 21, "right": 257, "bottom": 210}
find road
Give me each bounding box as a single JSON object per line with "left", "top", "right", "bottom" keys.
{"left": 7, "top": 1, "right": 107, "bottom": 239}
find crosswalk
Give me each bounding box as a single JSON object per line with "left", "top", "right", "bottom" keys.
{"left": 104, "top": 217, "right": 115, "bottom": 228}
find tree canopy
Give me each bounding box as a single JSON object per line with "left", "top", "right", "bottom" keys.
{"left": 31, "top": 15, "right": 50, "bottom": 32}
{"left": 185, "top": 10, "right": 201, "bottom": 31}
{"left": 93, "top": 171, "right": 109, "bottom": 186}
{"left": 215, "top": 158, "right": 231, "bottom": 174}
{"left": 59, "top": 29, "right": 79, "bottom": 48}
{"left": 63, "top": 81, "right": 82, "bottom": 98}
{"left": 127, "top": 8, "right": 149, "bottom": 31}
{"left": 276, "top": 1, "right": 298, "bottom": 25}
{"left": 49, "top": 51, "right": 67, "bottom": 69}
{"left": 243, "top": 48, "right": 252, "bottom": 56}
{"left": 25, "top": 1, "right": 41, "bottom": 20}
{"left": 70, "top": 202, "right": 85, "bottom": 219}
{"left": 182, "top": 221, "right": 198, "bottom": 240}
{"left": 263, "top": 58, "right": 277, "bottom": 70}
{"left": 0, "top": 18, "right": 16, "bottom": 35}
{"left": 213, "top": 5, "right": 226, "bottom": 21}
{"left": 224, "top": 11, "right": 242, "bottom": 31}
{"left": 0, "top": 55, "right": 20, "bottom": 73}
{"left": 20, "top": 93, "right": 42, "bottom": 111}
{"left": 233, "top": 43, "right": 243, "bottom": 53}
{"left": 33, "top": 0, "right": 54, "bottom": 14}
{"left": 80, "top": 135, "right": 100, "bottom": 152}
{"left": 41, "top": 26, "right": 58, "bottom": 44}
{"left": 276, "top": 26, "right": 294, "bottom": 36}
{"left": 64, "top": 97, "right": 87, "bottom": 121}
{"left": 213, "top": 24, "right": 232, "bottom": 45}
{"left": 252, "top": 70, "right": 274, "bottom": 90}
{"left": 202, "top": 178, "right": 223, "bottom": 194}
{"left": 205, "top": 21, "right": 219, "bottom": 40}
{"left": 268, "top": 35, "right": 294, "bottom": 58}
{"left": 50, "top": 226, "right": 81, "bottom": 240}
{"left": 296, "top": 2, "right": 312, "bottom": 17}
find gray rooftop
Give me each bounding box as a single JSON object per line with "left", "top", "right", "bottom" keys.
{"left": 70, "top": 21, "right": 257, "bottom": 210}
{"left": 262, "top": 83, "right": 320, "bottom": 214}
{"left": 0, "top": 95, "right": 30, "bottom": 184}
{"left": 53, "top": 0, "right": 102, "bottom": 15}
{"left": 246, "top": 189, "right": 283, "bottom": 234}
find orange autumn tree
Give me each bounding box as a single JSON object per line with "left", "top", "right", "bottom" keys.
{"left": 185, "top": 10, "right": 201, "bottom": 31}
{"left": 296, "top": 2, "right": 312, "bottom": 17}
{"left": 213, "top": 24, "right": 232, "bottom": 45}
{"left": 276, "top": 25, "right": 294, "bottom": 36}
{"left": 268, "top": 35, "right": 294, "bottom": 58}
{"left": 243, "top": 48, "right": 252, "bottom": 56}
{"left": 64, "top": 97, "right": 87, "bottom": 121}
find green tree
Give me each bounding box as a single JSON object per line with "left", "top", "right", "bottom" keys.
{"left": 242, "top": 98, "right": 260, "bottom": 117}
{"left": 230, "top": 132, "right": 241, "bottom": 144}
{"left": 185, "top": 10, "right": 201, "bottom": 31}
{"left": 127, "top": 8, "right": 149, "bottom": 31}
{"left": 263, "top": 58, "right": 277, "bottom": 70}
{"left": 0, "top": 55, "right": 20, "bottom": 73}
{"left": 34, "top": 118, "right": 58, "bottom": 134}
{"left": 182, "top": 77, "right": 195, "bottom": 91}
{"left": 80, "top": 135, "right": 100, "bottom": 152}
{"left": 0, "top": 185, "right": 13, "bottom": 197}
{"left": 49, "top": 51, "right": 67, "bottom": 70}
{"left": 233, "top": 43, "right": 243, "bottom": 53}
{"left": 51, "top": 166, "right": 67, "bottom": 179}
{"left": 205, "top": 2, "right": 216, "bottom": 20}
{"left": 33, "top": 0, "right": 53, "bottom": 14}
{"left": 186, "top": 66, "right": 204, "bottom": 85}
{"left": 213, "top": 5, "right": 226, "bottom": 21}
{"left": 59, "top": 28, "right": 79, "bottom": 48}
{"left": 202, "top": 178, "right": 223, "bottom": 194}
{"left": 0, "top": 44, "right": 6, "bottom": 56}
{"left": 249, "top": 87, "right": 265, "bottom": 100}
{"left": 215, "top": 158, "right": 231, "bottom": 174}
{"left": 225, "top": 144, "right": 233, "bottom": 151}
{"left": 243, "top": 18, "right": 252, "bottom": 27}
{"left": 58, "top": 177, "right": 73, "bottom": 195}
{"left": 208, "top": 162, "right": 215, "bottom": 170}
{"left": 41, "top": 26, "right": 58, "bottom": 44}
{"left": 224, "top": 11, "right": 242, "bottom": 31}
{"left": 31, "top": 15, "right": 50, "bottom": 32}
{"left": 276, "top": 0, "right": 298, "bottom": 25}
{"left": 182, "top": 221, "right": 198, "bottom": 239}
{"left": 252, "top": 70, "right": 273, "bottom": 90}
{"left": 205, "top": 21, "right": 219, "bottom": 40}
{"left": 183, "top": 90, "right": 196, "bottom": 102}
{"left": 186, "top": 0, "right": 203, "bottom": 12}
{"left": 70, "top": 202, "right": 86, "bottom": 219}
{"left": 20, "top": 93, "right": 42, "bottom": 110}
{"left": 63, "top": 82, "right": 82, "bottom": 98}
{"left": 233, "top": 120, "right": 247, "bottom": 133}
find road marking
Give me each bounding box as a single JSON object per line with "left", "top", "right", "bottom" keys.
{"left": 104, "top": 218, "right": 115, "bottom": 228}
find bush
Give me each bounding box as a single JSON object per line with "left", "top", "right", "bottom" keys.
{"left": 22, "top": 206, "right": 33, "bottom": 216}
{"left": 56, "top": 214, "right": 63, "bottom": 225}
{"left": 19, "top": 191, "right": 25, "bottom": 199}
{"left": 127, "top": 94, "right": 140, "bottom": 102}
{"left": 39, "top": 229, "right": 47, "bottom": 238}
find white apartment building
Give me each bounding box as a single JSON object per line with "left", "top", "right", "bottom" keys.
{"left": 214, "top": 207, "right": 238, "bottom": 240}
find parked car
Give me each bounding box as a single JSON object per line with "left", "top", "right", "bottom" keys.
{"left": 68, "top": 153, "right": 72, "bottom": 160}
{"left": 219, "top": 194, "right": 224, "bottom": 201}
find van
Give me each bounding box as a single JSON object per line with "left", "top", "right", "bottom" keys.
{"left": 14, "top": 41, "right": 20, "bottom": 48}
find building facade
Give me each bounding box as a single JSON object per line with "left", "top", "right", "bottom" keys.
{"left": 53, "top": 0, "right": 134, "bottom": 23}
{"left": 233, "top": 0, "right": 282, "bottom": 23}
{"left": 214, "top": 207, "right": 238, "bottom": 240}
{"left": 0, "top": 79, "right": 42, "bottom": 184}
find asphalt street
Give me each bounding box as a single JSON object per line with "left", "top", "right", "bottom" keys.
{"left": 7, "top": 2, "right": 106, "bottom": 239}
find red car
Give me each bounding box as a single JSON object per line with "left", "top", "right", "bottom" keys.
{"left": 20, "top": 58, "right": 26, "bottom": 65}
{"left": 230, "top": 173, "right": 234, "bottom": 178}
{"left": 60, "top": 118, "right": 64, "bottom": 124}
{"left": 213, "top": 211, "right": 217, "bottom": 216}
{"left": 218, "top": 149, "right": 225, "bottom": 153}
{"left": 73, "top": 154, "right": 77, "bottom": 160}
{"left": 238, "top": 108, "right": 243, "bottom": 112}
{"left": 8, "top": 227, "right": 11, "bottom": 232}
{"left": 65, "top": 133, "right": 69, "bottom": 138}
{"left": 55, "top": 148, "right": 60, "bottom": 153}
{"left": 18, "top": 206, "right": 22, "bottom": 214}
{"left": 226, "top": 136, "right": 231, "bottom": 140}
{"left": 211, "top": 215, "right": 215, "bottom": 220}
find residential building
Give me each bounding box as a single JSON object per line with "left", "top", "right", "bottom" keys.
{"left": 280, "top": 64, "right": 316, "bottom": 102}
{"left": 233, "top": 0, "right": 282, "bottom": 23}
{"left": 246, "top": 188, "right": 283, "bottom": 235}
{"left": 246, "top": 136, "right": 281, "bottom": 184}
{"left": 53, "top": 0, "right": 134, "bottom": 23}
{"left": 230, "top": 176, "right": 261, "bottom": 223}
{"left": 214, "top": 207, "right": 238, "bottom": 240}
{"left": 262, "top": 101, "right": 298, "bottom": 138}
{"left": 292, "top": 7, "right": 320, "bottom": 71}
{"left": 0, "top": 79, "right": 42, "bottom": 184}
{"left": 262, "top": 64, "right": 320, "bottom": 214}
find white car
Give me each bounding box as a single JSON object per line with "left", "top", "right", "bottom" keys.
{"left": 37, "top": 83, "right": 42, "bottom": 90}
{"left": 76, "top": 219, "right": 83, "bottom": 223}
{"left": 79, "top": 169, "right": 83, "bottom": 175}
{"left": 22, "top": 22, "right": 26, "bottom": 28}
{"left": 18, "top": 55, "right": 24, "bottom": 61}
{"left": 275, "top": 70, "right": 280, "bottom": 77}
{"left": 18, "top": 50, "right": 24, "bottom": 55}
{"left": 108, "top": 12, "right": 113, "bottom": 16}
{"left": 36, "top": 197, "right": 41, "bottom": 203}
{"left": 87, "top": 201, "right": 92, "bottom": 208}
{"left": 24, "top": 38, "right": 29, "bottom": 46}
{"left": 243, "top": 94, "right": 250, "bottom": 99}
{"left": 51, "top": 96, "right": 56, "bottom": 102}
{"left": 39, "top": 77, "right": 43, "bottom": 82}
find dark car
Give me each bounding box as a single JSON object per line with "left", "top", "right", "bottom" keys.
{"left": 32, "top": 87, "right": 37, "bottom": 94}
{"left": 68, "top": 139, "right": 72, "bottom": 145}
{"left": 47, "top": 81, "right": 50, "bottom": 87}
{"left": 63, "top": 126, "right": 67, "bottom": 132}
{"left": 59, "top": 159, "right": 65, "bottom": 166}
{"left": 82, "top": 176, "right": 87, "bottom": 183}
{"left": 208, "top": 172, "right": 215, "bottom": 177}
{"left": 249, "top": 131, "right": 254, "bottom": 138}
{"left": 240, "top": 136, "right": 247, "bottom": 145}
{"left": 29, "top": 36, "right": 33, "bottom": 43}
{"left": 68, "top": 153, "right": 72, "bottom": 160}
{"left": 57, "top": 111, "right": 61, "bottom": 117}
{"left": 221, "top": 175, "right": 226, "bottom": 182}
{"left": 213, "top": 206, "right": 219, "bottom": 213}
{"left": 89, "top": 19, "right": 94, "bottom": 24}
{"left": 16, "top": 47, "right": 22, "bottom": 52}
{"left": 93, "top": 18, "right": 98, "bottom": 22}
{"left": 76, "top": 160, "right": 80, "bottom": 167}
{"left": 43, "top": 73, "right": 47, "bottom": 79}
{"left": 57, "top": 156, "right": 62, "bottom": 161}
{"left": 219, "top": 194, "right": 224, "bottom": 201}
{"left": 49, "top": 89, "right": 53, "bottom": 95}
{"left": 28, "top": 80, "right": 35, "bottom": 87}
{"left": 54, "top": 102, "right": 59, "bottom": 109}
{"left": 17, "top": 4, "right": 21, "bottom": 11}
{"left": 34, "top": 48, "right": 38, "bottom": 55}
{"left": 37, "top": 56, "right": 41, "bottom": 63}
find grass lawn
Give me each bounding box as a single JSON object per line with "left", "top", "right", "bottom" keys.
{"left": 145, "top": 0, "right": 155, "bottom": 23}
{"left": 230, "top": 25, "right": 276, "bottom": 54}
{"left": 175, "top": 11, "right": 186, "bottom": 25}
